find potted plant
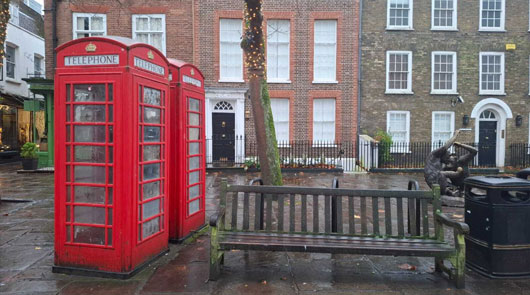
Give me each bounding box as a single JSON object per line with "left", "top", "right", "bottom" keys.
{"left": 20, "top": 142, "right": 39, "bottom": 170}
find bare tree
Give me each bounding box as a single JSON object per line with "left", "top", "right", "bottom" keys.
{"left": 0, "top": 0, "right": 10, "bottom": 68}
{"left": 241, "top": 0, "right": 282, "bottom": 185}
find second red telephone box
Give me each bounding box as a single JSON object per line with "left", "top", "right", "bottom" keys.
{"left": 54, "top": 37, "right": 170, "bottom": 277}
{"left": 168, "top": 58, "right": 206, "bottom": 242}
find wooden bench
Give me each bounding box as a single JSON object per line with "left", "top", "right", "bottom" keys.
{"left": 209, "top": 178, "right": 469, "bottom": 288}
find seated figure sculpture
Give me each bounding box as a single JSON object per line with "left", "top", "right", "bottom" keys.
{"left": 424, "top": 130, "right": 478, "bottom": 197}
{"left": 424, "top": 130, "right": 462, "bottom": 196}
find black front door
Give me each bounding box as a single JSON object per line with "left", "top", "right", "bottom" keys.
{"left": 478, "top": 121, "right": 497, "bottom": 166}
{"left": 212, "top": 113, "right": 235, "bottom": 162}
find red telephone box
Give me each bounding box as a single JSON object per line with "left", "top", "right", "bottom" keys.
{"left": 168, "top": 58, "right": 206, "bottom": 242}
{"left": 53, "top": 36, "right": 170, "bottom": 277}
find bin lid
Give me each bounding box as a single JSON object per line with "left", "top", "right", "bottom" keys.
{"left": 464, "top": 176, "right": 530, "bottom": 188}
{"left": 516, "top": 168, "right": 530, "bottom": 180}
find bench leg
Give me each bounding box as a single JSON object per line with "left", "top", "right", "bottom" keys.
{"left": 435, "top": 257, "right": 443, "bottom": 273}
{"left": 209, "top": 226, "right": 223, "bottom": 281}
{"left": 453, "top": 233, "right": 466, "bottom": 289}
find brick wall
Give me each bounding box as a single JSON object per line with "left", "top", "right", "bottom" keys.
{"left": 44, "top": 0, "right": 194, "bottom": 78}
{"left": 361, "top": 0, "right": 530, "bottom": 150}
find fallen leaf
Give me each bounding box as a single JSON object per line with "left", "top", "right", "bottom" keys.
{"left": 354, "top": 215, "right": 361, "bottom": 219}
{"left": 35, "top": 247, "right": 41, "bottom": 250}
{"left": 453, "top": 214, "right": 463, "bottom": 218}
{"left": 398, "top": 263, "right": 416, "bottom": 271}
{"left": 260, "top": 280, "right": 267, "bottom": 285}
{"left": 280, "top": 277, "right": 287, "bottom": 281}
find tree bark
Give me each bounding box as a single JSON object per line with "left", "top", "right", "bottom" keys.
{"left": 0, "top": 0, "right": 9, "bottom": 67}
{"left": 242, "top": 0, "right": 282, "bottom": 185}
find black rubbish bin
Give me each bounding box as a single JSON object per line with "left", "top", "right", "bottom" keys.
{"left": 464, "top": 175, "right": 530, "bottom": 278}
{"left": 516, "top": 168, "right": 530, "bottom": 180}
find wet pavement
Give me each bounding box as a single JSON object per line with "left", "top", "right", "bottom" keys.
{"left": 1, "top": 163, "right": 530, "bottom": 294}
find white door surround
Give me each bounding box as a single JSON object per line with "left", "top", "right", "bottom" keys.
{"left": 205, "top": 87, "right": 247, "bottom": 164}
{"left": 470, "top": 98, "right": 513, "bottom": 167}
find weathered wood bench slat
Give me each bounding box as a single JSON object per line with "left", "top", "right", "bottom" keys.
{"left": 325, "top": 195, "right": 331, "bottom": 233}
{"left": 385, "top": 197, "right": 392, "bottom": 236}
{"left": 289, "top": 194, "right": 295, "bottom": 232}
{"left": 360, "top": 197, "right": 367, "bottom": 234}
{"left": 266, "top": 194, "right": 273, "bottom": 231}
{"left": 227, "top": 185, "right": 432, "bottom": 198}
{"left": 336, "top": 196, "right": 343, "bottom": 233}
{"left": 254, "top": 192, "right": 262, "bottom": 230}
{"left": 397, "top": 197, "right": 405, "bottom": 237}
{"left": 348, "top": 196, "right": 355, "bottom": 234}
{"left": 278, "top": 194, "right": 284, "bottom": 232}
{"left": 422, "top": 199, "right": 429, "bottom": 237}
{"left": 301, "top": 195, "right": 307, "bottom": 232}
{"left": 372, "top": 197, "right": 380, "bottom": 235}
{"left": 313, "top": 195, "right": 319, "bottom": 233}
{"left": 243, "top": 192, "right": 250, "bottom": 230}
{"left": 408, "top": 199, "right": 417, "bottom": 236}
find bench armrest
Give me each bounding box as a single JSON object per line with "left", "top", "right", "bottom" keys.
{"left": 209, "top": 208, "right": 226, "bottom": 227}
{"left": 435, "top": 212, "right": 469, "bottom": 235}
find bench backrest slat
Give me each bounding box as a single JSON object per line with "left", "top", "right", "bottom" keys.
{"left": 220, "top": 180, "right": 440, "bottom": 240}
{"left": 243, "top": 192, "right": 250, "bottom": 230}
{"left": 348, "top": 196, "right": 355, "bottom": 234}
{"left": 301, "top": 195, "right": 307, "bottom": 232}
{"left": 360, "top": 197, "right": 368, "bottom": 234}
{"left": 397, "top": 198, "right": 405, "bottom": 236}
{"left": 266, "top": 194, "right": 273, "bottom": 231}
{"left": 384, "top": 197, "right": 392, "bottom": 236}
{"left": 289, "top": 194, "right": 295, "bottom": 232}
{"left": 372, "top": 197, "right": 380, "bottom": 235}
{"left": 278, "top": 194, "right": 285, "bottom": 232}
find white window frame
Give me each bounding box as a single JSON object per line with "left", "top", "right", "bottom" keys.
{"left": 431, "top": 111, "right": 455, "bottom": 150}
{"left": 34, "top": 54, "right": 43, "bottom": 78}
{"left": 479, "top": 0, "right": 505, "bottom": 32}
{"left": 431, "top": 51, "right": 457, "bottom": 94}
{"left": 5, "top": 44, "right": 16, "bottom": 80}
{"left": 9, "top": 4, "right": 19, "bottom": 26}
{"left": 270, "top": 98, "right": 290, "bottom": 144}
{"left": 132, "top": 14, "right": 166, "bottom": 55}
{"left": 386, "top": 51, "right": 413, "bottom": 94}
{"left": 267, "top": 19, "right": 291, "bottom": 83}
{"left": 387, "top": 0, "right": 413, "bottom": 30}
{"left": 431, "top": 0, "right": 457, "bottom": 31}
{"left": 72, "top": 13, "right": 107, "bottom": 39}
{"left": 219, "top": 18, "right": 244, "bottom": 83}
{"left": 313, "top": 98, "right": 336, "bottom": 144}
{"left": 387, "top": 111, "right": 410, "bottom": 153}
{"left": 479, "top": 52, "right": 505, "bottom": 95}
{"left": 313, "top": 20, "right": 338, "bottom": 84}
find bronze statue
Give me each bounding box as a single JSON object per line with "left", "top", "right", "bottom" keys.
{"left": 442, "top": 142, "right": 478, "bottom": 196}
{"left": 424, "top": 130, "right": 462, "bottom": 196}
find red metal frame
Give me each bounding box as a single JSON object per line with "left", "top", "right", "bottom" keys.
{"left": 54, "top": 37, "right": 170, "bottom": 276}
{"left": 168, "top": 58, "right": 206, "bottom": 242}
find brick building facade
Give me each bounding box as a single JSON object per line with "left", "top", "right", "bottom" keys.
{"left": 44, "top": 0, "right": 360, "bottom": 165}
{"left": 195, "top": 0, "right": 360, "bottom": 163}
{"left": 360, "top": 0, "right": 530, "bottom": 167}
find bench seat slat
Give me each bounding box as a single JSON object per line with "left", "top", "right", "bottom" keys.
{"left": 218, "top": 232, "right": 454, "bottom": 257}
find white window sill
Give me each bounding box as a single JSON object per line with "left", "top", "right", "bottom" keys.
{"left": 268, "top": 80, "right": 291, "bottom": 84}
{"left": 431, "top": 91, "right": 458, "bottom": 95}
{"left": 479, "top": 92, "right": 506, "bottom": 96}
{"left": 312, "top": 80, "right": 338, "bottom": 84}
{"left": 431, "top": 28, "right": 458, "bottom": 32}
{"left": 218, "top": 79, "right": 245, "bottom": 83}
{"left": 6, "top": 78, "right": 21, "bottom": 84}
{"left": 385, "top": 90, "right": 414, "bottom": 95}
{"left": 478, "top": 28, "right": 506, "bottom": 32}
{"left": 312, "top": 143, "right": 337, "bottom": 148}
{"left": 386, "top": 27, "right": 414, "bottom": 31}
